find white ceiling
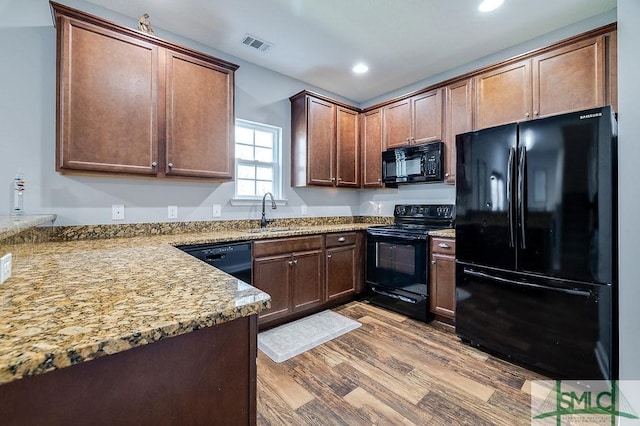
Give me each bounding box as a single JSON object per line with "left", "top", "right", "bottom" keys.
{"left": 81, "top": 0, "right": 615, "bottom": 103}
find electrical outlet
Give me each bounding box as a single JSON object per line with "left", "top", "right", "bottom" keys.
{"left": 168, "top": 205, "right": 178, "bottom": 219}
{"left": 375, "top": 203, "right": 382, "bottom": 214}
{"left": 0, "top": 253, "right": 12, "bottom": 284}
{"left": 112, "top": 204, "right": 125, "bottom": 220}
{"left": 301, "top": 205, "right": 308, "bottom": 215}
{"left": 212, "top": 204, "right": 221, "bottom": 217}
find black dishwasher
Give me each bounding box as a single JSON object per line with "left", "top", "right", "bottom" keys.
{"left": 176, "top": 241, "right": 252, "bottom": 284}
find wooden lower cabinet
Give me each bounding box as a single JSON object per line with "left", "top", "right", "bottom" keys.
{"left": 326, "top": 232, "right": 363, "bottom": 301}
{"left": 0, "top": 316, "right": 257, "bottom": 425}
{"left": 253, "top": 232, "right": 364, "bottom": 329}
{"left": 429, "top": 237, "right": 456, "bottom": 321}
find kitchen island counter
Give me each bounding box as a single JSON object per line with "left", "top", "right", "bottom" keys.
{"left": 0, "top": 222, "right": 375, "bottom": 386}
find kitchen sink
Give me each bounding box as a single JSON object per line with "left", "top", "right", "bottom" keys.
{"left": 246, "top": 227, "right": 300, "bottom": 234}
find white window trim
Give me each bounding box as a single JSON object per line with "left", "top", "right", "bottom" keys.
{"left": 233, "top": 118, "right": 283, "bottom": 202}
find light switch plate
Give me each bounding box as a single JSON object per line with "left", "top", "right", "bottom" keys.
{"left": 168, "top": 205, "right": 178, "bottom": 219}
{"left": 212, "top": 204, "right": 221, "bottom": 217}
{"left": 301, "top": 205, "right": 308, "bottom": 215}
{"left": 0, "top": 253, "right": 12, "bottom": 284}
{"left": 112, "top": 204, "right": 125, "bottom": 220}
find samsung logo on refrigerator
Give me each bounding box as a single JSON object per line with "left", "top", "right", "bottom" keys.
{"left": 580, "top": 113, "right": 603, "bottom": 119}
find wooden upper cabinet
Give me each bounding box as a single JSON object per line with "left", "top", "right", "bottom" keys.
{"left": 607, "top": 31, "right": 617, "bottom": 113}
{"left": 361, "top": 108, "right": 383, "bottom": 188}
{"left": 444, "top": 79, "right": 474, "bottom": 184}
{"left": 290, "top": 91, "right": 359, "bottom": 188}
{"left": 56, "top": 16, "right": 158, "bottom": 175}
{"left": 52, "top": 3, "right": 238, "bottom": 180}
{"left": 475, "top": 34, "right": 608, "bottom": 129}
{"left": 412, "top": 88, "right": 444, "bottom": 144}
{"left": 165, "top": 50, "right": 234, "bottom": 179}
{"left": 307, "top": 96, "right": 336, "bottom": 186}
{"left": 383, "top": 98, "right": 412, "bottom": 148}
{"left": 336, "top": 106, "right": 360, "bottom": 187}
{"left": 533, "top": 36, "right": 605, "bottom": 119}
{"left": 383, "top": 89, "right": 443, "bottom": 148}
{"left": 475, "top": 59, "right": 532, "bottom": 129}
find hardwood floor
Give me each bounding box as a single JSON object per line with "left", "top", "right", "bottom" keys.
{"left": 256, "top": 301, "right": 548, "bottom": 425}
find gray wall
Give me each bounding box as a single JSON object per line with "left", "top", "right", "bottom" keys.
{"left": 618, "top": 0, "right": 640, "bottom": 409}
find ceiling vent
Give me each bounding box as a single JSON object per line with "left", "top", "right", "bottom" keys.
{"left": 241, "top": 34, "right": 273, "bottom": 53}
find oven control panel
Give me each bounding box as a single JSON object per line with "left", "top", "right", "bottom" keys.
{"left": 394, "top": 204, "right": 455, "bottom": 219}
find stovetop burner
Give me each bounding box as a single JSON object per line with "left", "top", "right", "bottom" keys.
{"left": 368, "top": 204, "right": 455, "bottom": 237}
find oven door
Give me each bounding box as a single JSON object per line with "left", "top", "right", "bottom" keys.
{"left": 366, "top": 231, "right": 427, "bottom": 295}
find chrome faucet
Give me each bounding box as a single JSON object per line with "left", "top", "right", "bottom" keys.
{"left": 260, "top": 192, "right": 276, "bottom": 228}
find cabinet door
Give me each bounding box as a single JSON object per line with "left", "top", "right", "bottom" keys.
{"left": 361, "top": 109, "right": 383, "bottom": 188}
{"left": 57, "top": 17, "right": 158, "bottom": 175}
{"left": 165, "top": 50, "right": 234, "bottom": 179}
{"left": 383, "top": 98, "right": 412, "bottom": 148}
{"left": 430, "top": 252, "right": 456, "bottom": 319}
{"left": 532, "top": 36, "right": 605, "bottom": 119}
{"left": 444, "top": 79, "right": 473, "bottom": 184}
{"left": 336, "top": 107, "right": 360, "bottom": 187}
{"left": 412, "top": 89, "right": 443, "bottom": 144}
{"left": 326, "top": 245, "right": 358, "bottom": 301}
{"left": 291, "top": 250, "right": 324, "bottom": 313}
{"left": 307, "top": 97, "right": 336, "bottom": 186}
{"left": 475, "top": 59, "right": 532, "bottom": 129}
{"left": 253, "top": 254, "right": 292, "bottom": 322}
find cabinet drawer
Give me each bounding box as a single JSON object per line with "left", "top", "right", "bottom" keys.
{"left": 325, "top": 232, "right": 357, "bottom": 248}
{"left": 253, "top": 235, "right": 323, "bottom": 257}
{"left": 430, "top": 237, "right": 456, "bottom": 254}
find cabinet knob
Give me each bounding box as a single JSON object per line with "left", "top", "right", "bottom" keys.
{"left": 331, "top": 177, "right": 336, "bottom": 182}
{"left": 338, "top": 177, "right": 343, "bottom": 182}
{"left": 534, "top": 110, "right": 539, "bottom": 116}
{"left": 525, "top": 112, "right": 530, "bottom": 118}
{"left": 431, "top": 260, "right": 436, "bottom": 264}
{"left": 338, "top": 237, "right": 346, "bottom": 242}
{"left": 168, "top": 162, "right": 174, "bottom": 168}
{"left": 289, "top": 260, "right": 294, "bottom": 266}
{"left": 377, "top": 179, "right": 381, "bottom": 182}
{"left": 151, "top": 161, "right": 157, "bottom": 167}
{"left": 327, "top": 254, "right": 332, "bottom": 258}
{"left": 438, "top": 243, "right": 451, "bottom": 249}
{"left": 444, "top": 173, "right": 449, "bottom": 178}
{"left": 293, "top": 259, "right": 298, "bottom": 265}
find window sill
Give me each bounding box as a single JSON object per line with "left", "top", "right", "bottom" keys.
{"left": 229, "top": 198, "right": 288, "bottom": 207}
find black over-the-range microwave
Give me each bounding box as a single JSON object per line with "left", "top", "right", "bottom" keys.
{"left": 381, "top": 141, "right": 444, "bottom": 186}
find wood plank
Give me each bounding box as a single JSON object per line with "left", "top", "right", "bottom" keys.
{"left": 256, "top": 301, "right": 548, "bottom": 426}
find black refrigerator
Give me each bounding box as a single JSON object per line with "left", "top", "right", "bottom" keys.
{"left": 455, "top": 106, "right": 617, "bottom": 380}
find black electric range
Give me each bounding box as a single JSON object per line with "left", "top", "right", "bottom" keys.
{"left": 365, "top": 204, "right": 455, "bottom": 321}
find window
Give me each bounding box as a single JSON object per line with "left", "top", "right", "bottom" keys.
{"left": 234, "top": 119, "right": 282, "bottom": 199}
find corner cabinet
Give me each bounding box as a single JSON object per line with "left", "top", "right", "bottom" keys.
{"left": 52, "top": 3, "right": 237, "bottom": 180}
{"left": 291, "top": 91, "right": 360, "bottom": 188}
{"left": 429, "top": 237, "right": 456, "bottom": 322}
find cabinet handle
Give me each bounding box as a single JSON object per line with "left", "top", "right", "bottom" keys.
{"left": 168, "top": 162, "right": 174, "bottom": 168}
{"left": 289, "top": 260, "right": 294, "bottom": 266}
{"left": 293, "top": 259, "right": 298, "bottom": 265}
{"left": 331, "top": 177, "right": 336, "bottom": 182}
{"left": 525, "top": 112, "right": 530, "bottom": 118}
{"left": 377, "top": 178, "right": 381, "bottom": 182}
{"left": 534, "top": 110, "right": 539, "bottom": 116}
{"left": 327, "top": 254, "right": 332, "bottom": 258}
{"left": 431, "top": 260, "right": 436, "bottom": 265}
{"left": 338, "top": 177, "right": 343, "bottom": 182}
{"left": 151, "top": 161, "right": 157, "bottom": 167}
{"left": 438, "top": 243, "right": 451, "bottom": 249}
{"left": 338, "top": 237, "right": 346, "bottom": 242}
{"left": 445, "top": 173, "right": 449, "bottom": 178}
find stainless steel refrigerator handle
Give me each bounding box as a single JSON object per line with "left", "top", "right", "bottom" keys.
{"left": 506, "top": 148, "right": 516, "bottom": 248}
{"left": 518, "top": 146, "right": 527, "bottom": 249}
{"left": 463, "top": 268, "right": 593, "bottom": 297}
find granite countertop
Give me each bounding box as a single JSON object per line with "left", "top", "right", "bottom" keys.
{"left": 0, "top": 223, "right": 373, "bottom": 385}
{"left": 429, "top": 228, "right": 455, "bottom": 238}
{"left": 0, "top": 215, "right": 56, "bottom": 242}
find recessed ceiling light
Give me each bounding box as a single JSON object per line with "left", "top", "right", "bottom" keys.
{"left": 352, "top": 63, "right": 369, "bottom": 74}
{"left": 478, "top": 0, "right": 503, "bottom": 12}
